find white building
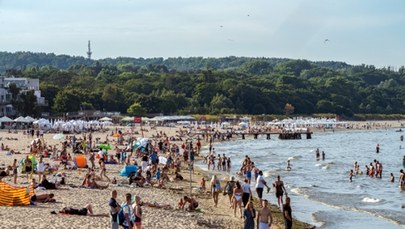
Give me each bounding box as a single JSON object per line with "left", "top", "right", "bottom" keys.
{"left": 0, "top": 76, "right": 47, "bottom": 117}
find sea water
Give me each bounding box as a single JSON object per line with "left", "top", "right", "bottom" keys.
{"left": 197, "top": 129, "right": 405, "bottom": 229}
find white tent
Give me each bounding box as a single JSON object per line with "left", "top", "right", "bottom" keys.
{"left": 24, "top": 116, "right": 36, "bottom": 122}
{"left": 14, "top": 116, "right": 29, "bottom": 123}
{"left": 0, "top": 116, "right": 13, "bottom": 123}
{"left": 121, "top": 116, "right": 133, "bottom": 122}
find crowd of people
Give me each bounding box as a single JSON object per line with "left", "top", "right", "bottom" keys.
{"left": 0, "top": 126, "right": 211, "bottom": 229}
{"left": 205, "top": 153, "right": 294, "bottom": 229}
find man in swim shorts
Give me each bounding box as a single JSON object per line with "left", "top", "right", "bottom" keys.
{"left": 273, "top": 175, "right": 287, "bottom": 209}
{"left": 257, "top": 199, "right": 272, "bottom": 229}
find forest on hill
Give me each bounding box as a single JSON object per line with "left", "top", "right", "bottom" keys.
{"left": 1, "top": 51, "right": 405, "bottom": 118}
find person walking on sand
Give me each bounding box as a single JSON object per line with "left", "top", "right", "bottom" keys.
{"left": 210, "top": 175, "right": 221, "bottom": 207}
{"left": 232, "top": 181, "right": 243, "bottom": 218}
{"left": 243, "top": 201, "right": 255, "bottom": 229}
{"left": 242, "top": 178, "right": 252, "bottom": 208}
{"left": 256, "top": 199, "right": 273, "bottom": 229}
{"left": 109, "top": 190, "right": 120, "bottom": 229}
{"left": 283, "top": 196, "right": 293, "bottom": 229}
{"left": 99, "top": 158, "right": 111, "bottom": 181}
{"left": 255, "top": 171, "right": 270, "bottom": 204}
{"left": 273, "top": 175, "right": 287, "bottom": 209}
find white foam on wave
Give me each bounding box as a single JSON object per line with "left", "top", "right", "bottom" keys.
{"left": 315, "top": 163, "right": 322, "bottom": 167}
{"left": 263, "top": 171, "right": 271, "bottom": 178}
{"left": 288, "top": 155, "right": 303, "bottom": 161}
{"left": 362, "top": 197, "right": 381, "bottom": 203}
{"left": 322, "top": 165, "right": 330, "bottom": 170}
{"left": 290, "top": 188, "right": 303, "bottom": 194}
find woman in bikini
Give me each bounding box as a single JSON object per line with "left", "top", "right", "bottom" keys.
{"left": 99, "top": 158, "right": 110, "bottom": 182}
{"left": 232, "top": 181, "right": 244, "bottom": 218}
{"left": 133, "top": 195, "right": 142, "bottom": 229}
{"left": 210, "top": 175, "right": 221, "bottom": 207}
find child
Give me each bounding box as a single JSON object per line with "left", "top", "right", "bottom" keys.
{"left": 349, "top": 170, "right": 354, "bottom": 182}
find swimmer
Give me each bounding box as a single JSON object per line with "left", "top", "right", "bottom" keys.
{"left": 349, "top": 170, "right": 353, "bottom": 182}
{"left": 322, "top": 151, "right": 325, "bottom": 160}
{"left": 390, "top": 173, "right": 395, "bottom": 182}
{"left": 376, "top": 144, "right": 380, "bottom": 153}
{"left": 286, "top": 160, "right": 292, "bottom": 171}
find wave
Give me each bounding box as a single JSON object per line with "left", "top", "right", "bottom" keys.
{"left": 288, "top": 155, "right": 303, "bottom": 160}
{"left": 362, "top": 197, "right": 381, "bottom": 203}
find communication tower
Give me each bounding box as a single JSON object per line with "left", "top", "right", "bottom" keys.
{"left": 87, "top": 40, "right": 92, "bottom": 59}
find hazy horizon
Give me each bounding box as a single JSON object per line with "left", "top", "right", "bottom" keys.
{"left": 1, "top": 0, "right": 404, "bottom": 68}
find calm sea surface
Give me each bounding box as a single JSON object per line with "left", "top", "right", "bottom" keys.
{"left": 197, "top": 129, "right": 405, "bottom": 229}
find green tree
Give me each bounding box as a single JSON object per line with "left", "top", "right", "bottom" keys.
{"left": 127, "top": 102, "right": 146, "bottom": 116}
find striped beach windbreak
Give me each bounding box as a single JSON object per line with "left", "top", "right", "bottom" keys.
{"left": 0, "top": 181, "right": 34, "bottom": 206}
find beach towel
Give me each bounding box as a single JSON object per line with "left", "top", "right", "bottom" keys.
{"left": 0, "top": 182, "right": 34, "bottom": 206}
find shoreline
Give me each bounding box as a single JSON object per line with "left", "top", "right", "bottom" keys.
{"left": 193, "top": 158, "right": 315, "bottom": 229}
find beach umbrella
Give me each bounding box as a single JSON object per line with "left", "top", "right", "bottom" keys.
{"left": 14, "top": 116, "right": 29, "bottom": 123}
{"left": 98, "top": 144, "right": 111, "bottom": 150}
{"left": 158, "top": 156, "right": 167, "bottom": 165}
{"left": 112, "top": 133, "right": 121, "bottom": 138}
{"left": 99, "top": 117, "right": 112, "bottom": 122}
{"left": 133, "top": 138, "right": 148, "bottom": 148}
{"left": 52, "top": 133, "right": 65, "bottom": 140}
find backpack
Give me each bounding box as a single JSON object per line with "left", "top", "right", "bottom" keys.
{"left": 117, "top": 203, "right": 133, "bottom": 226}
{"left": 224, "top": 181, "right": 233, "bottom": 194}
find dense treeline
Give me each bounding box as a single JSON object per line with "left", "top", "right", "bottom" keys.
{"left": 1, "top": 52, "right": 405, "bottom": 117}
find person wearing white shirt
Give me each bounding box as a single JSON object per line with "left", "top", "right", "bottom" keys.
{"left": 242, "top": 178, "right": 252, "bottom": 207}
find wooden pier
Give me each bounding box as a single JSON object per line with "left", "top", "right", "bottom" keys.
{"left": 191, "top": 130, "right": 313, "bottom": 140}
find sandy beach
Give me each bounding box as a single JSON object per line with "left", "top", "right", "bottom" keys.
{"left": 0, "top": 126, "right": 255, "bottom": 229}
{"left": 0, "top": 120, "right": 400, "bottom": 229}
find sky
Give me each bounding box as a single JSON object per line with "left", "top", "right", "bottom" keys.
{"left": 0, "top": 0, "right": 404, "bottom": 67}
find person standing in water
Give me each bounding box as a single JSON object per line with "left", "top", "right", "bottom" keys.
{"left": 390, "top": 173, "right": 395, "bottom": 182}
{"left": 315, "top": 148, "right": 320, "bottom": 160}
{"left": 403, "top": 155, "right": 405, "bottom": 167}
{"left": 349, "top": 170, "right": 354, "bottom": 182}
{"left": 286, "top": 160, "right": 292, "bottom": 171}
{"left": 376, "top": 144, "right": 380, "bottom": 153}
{"left": 399, "top": 169, "right": 405, "bottom": 189}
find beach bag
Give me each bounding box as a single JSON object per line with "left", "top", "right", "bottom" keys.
{"left": 223, "top": 181, "right": 232, "bottom": 195}
{"left": 117, "top": 204, "right": 133, "bottom": 227}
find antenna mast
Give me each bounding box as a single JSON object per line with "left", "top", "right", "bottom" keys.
{"left": 87, "top": 40, "right": 92, "bottom": 59}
